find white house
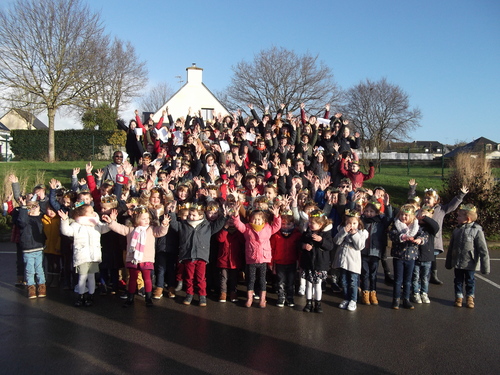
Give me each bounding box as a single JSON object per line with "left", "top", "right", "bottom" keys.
{"left": 152, "top": 64, "right": 230, "bottom": 123}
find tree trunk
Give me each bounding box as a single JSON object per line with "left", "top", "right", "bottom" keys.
{"left": 47, "top": 107, "right": 56, "bottom": 163}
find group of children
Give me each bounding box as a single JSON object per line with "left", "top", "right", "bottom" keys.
{"left": 4, "top": 105, "right": 491, "bottom": 311}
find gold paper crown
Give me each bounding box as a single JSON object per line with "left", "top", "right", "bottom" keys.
{"left": 400, "top": 204, "right": 416, "bottom": 215}
{"left": 344, "top": 209, "right": 361, "bottom": 218}
{"left": 408, "top": 196, "right": 421, "bottom": 204}
{"left": 127, "top": 196, "right": 140, "bottom": 205}
{"left": 101, "top": 194, "right": 118, "bottom": 209}
{"left": 424, "top": 188, "right": 439, "bottom": 198}
{"left": 280, "top": 209, "right": 293, "bottom": 216}
{"left": 178, "top": 202, "right": 205, "bottom": 211}
{"left": 459, "top": 203, "right": 477, "bottom": 213}
{"left": 310, "top": 209, "right": 326, "bottom": 218}
{"left": 103, "top": 179, "right": 114, "bottom": 187}
{"left": 133, "top": 205, "right": 149, "bottom": 214}
{"left": 367, "top": 200, "right": 382, "bottom": 211}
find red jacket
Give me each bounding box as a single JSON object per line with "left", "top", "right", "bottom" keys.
{"left": 136, "top": 114, "right": 164, "bottom": 155}
{"left": 216, "top": 228, "right": 245, "bottom": 269}
{"left": 339, "top": 158, "right": 375, "bottom": 189}
{"left": 271, "top": 228, "right": 301, "bottom": 265}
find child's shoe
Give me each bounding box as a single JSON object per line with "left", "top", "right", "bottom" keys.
{"left": 369, "top": 291, "right": 379, "bottom": 305}
{"left": 175, "top": 280, "right": 183, "bottom": 292}
{"left": 75, "top": 294, "right": 85, "bottom": 307}
{"left": 137, "top": 287, "right": 146, "bottom": 298}
{"left": 361, "top": 291, "right": 370, "bottom": 305}
{"left": 183, "top": 294, "right": 193, "bottom": 305}
{"left": 402, "top": 299, "right": 414, "bottom": 309}
{"left": 199, "top": 295, "right": 207, "bottom": 307}
{"left": 466, "top": 296, "right": 475, "bottom": 309}
{"left": 37, "top": 284, "right": 47, "bottom": 298}
{"left": 16, "top": 275, "right": 26, "bottom": 287}
{"left": 145, "top": 292, "right": 153, "bottom": 307}
{"left": 229, "top": 291, "right": 238, "bottom": 302}
{"left": 123, "top": 293, "right": 134, "bottom": 308}
{"left": 276, "top": 296, "right": 285, "bottom": 308}
{"left": 219, "top": 292, "right": 227, "bottom": 303}
{"left": 303, "top": 299, "right": 313, "bottom": 312}
{"left": 454, "top": 297, "right": 463, "bottom": 307}
{"left": 411, "top": 293, "right": 422, "bottom": 304}
{"left": 339, "top": 300, "right": 349, "bottom": 309}
{"left": 84, "top": 294, "right": 94, "bottom": 307}
{"left": 314, "top": 300, "right": 323, "bottom": 313}
{"left": 28, "top": 285, "right": 37, "bottom": 299}
{"left": 153, "top": 287, "right": 163, "bottom": 300}
{"left": 167, "top": 287, "right": 176, "bottom": 299}
{"left": 245, "top": 291, "right": 253, "bottom": 307}
{"left": 392, "top": 298, "right": 400, "bottom": 310}
{"left": 259, "top": 291, "right": 267, "bottom": 308}
{"left": 420, "top": 293, "right": 430, "bottom": 304}
{"left": 285, "top": 297, "right": 295, "bottom": 307}
{"left": 347, "top": 300, "right": 357, "bottom": 311}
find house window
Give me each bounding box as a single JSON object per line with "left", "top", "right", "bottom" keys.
{"left": 486, "top": 144, "right": 492, "bottom": 151}
{"left": 201, "top": 108, "right": 214, "bottom": 121}
{"left": 437, "top": 148, "right": 441, "bottom": 153}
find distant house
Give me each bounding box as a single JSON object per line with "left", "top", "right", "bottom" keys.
{"left": 386, "top": 140, "right": 450, "bottom": 155}
{"left": 0, "top": 109, "right": 47, "bottom": 160}
{"left": 152, "top": 63, "right": 230, "bottom": 124}
{"left": 444, "top": 137, "right": 500, "bottom": 159}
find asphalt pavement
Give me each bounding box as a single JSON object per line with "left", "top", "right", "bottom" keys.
{"left": 0, "top": 241, "right": 499, "bottom": 375}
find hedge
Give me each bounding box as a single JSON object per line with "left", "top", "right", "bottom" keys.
{"left": 10, "top": 129, "right": 116, "bottom": 161}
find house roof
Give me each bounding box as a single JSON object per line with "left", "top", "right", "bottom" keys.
{"left": 444, "top": 137, "right": 499, "bottom": 158}
{"left": 13, "top": 109, "right": 48, "bottom": 129}
{"left": 0, "top": 122, "right": 10, "bottom": 132}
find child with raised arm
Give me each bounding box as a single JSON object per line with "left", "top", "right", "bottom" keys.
{"left": 445, "top": 204, "right": 490, "bottom": 308}
{"left": 59, "top": 204, "right": 110, "bottom": 306}
{"left": 233, "top": 204, "right": 281, "bottom": 308}
{"left": 102, "top": 206, "right": 170, "bottom": 307}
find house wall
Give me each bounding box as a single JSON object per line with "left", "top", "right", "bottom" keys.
{"left": 0, "top": 111, "right": 33, "bottom": 130}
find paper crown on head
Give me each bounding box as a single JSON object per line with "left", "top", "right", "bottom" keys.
{"left": 133, "top": 205, "right": 149, "bottom": 214}
{"left": 309, "top": 209, "right": 326, "bottom": 218}
{"left": 424, "top": 188, "right": 439, "bottom": 199}
{"left": 280, "top": 209, "right": 293, "bottom": 217}
{"left": 400, "top": 204, "right": 416, "bottom": 215}
{"left": 75, "top": 201, "right": 85, "bottom": 208}
{"left": 459, "top": 203, "right": 477, "bottom": 213}
{"left": 344, "top": 209, "right": 361, "bottom": 218}
{"left": 408, "top": 196, "right": 421, "bottom": 205}
{"left": 101, "top": 194, "right": 118, "bottom": 209}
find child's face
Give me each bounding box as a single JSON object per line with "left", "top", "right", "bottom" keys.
{"left": 456, "top": 210, "right": 471, "bottom": 225}
{"left": 346, "top": 217, "right": 360, "bottom": 231}
{"left": 136, "top": 212, "right": 150, "bottom": 227}
{"left": 45, "top": 207, "right": 57, "bottom": 218}
{"left": 246, "top": 179, "right": 256, "bottom": 190}
{"left": 400, "top": 213, "right": 413, "bottom": 225}
{"left": 264, "top": 188, "right": 276, "bottom": 200}
{"left": 350, "top": 163, "right": 359, "bottom": 173}
{"left": 424, "top": 195, "right": 437, "bottom": 207}
{"left": 250, "top": 213, "right": 265, "bottom": 226}
{"left": 308, "top": 220, "right": 322, "bottom": 232}
{"left": 149, "top": 192, "right": 161, "bottom": 207}
{"left": 188, "top": 210, "right": 204, "bottom": 221}
{"left": 363, "top": 207, "right": 377, "bottom": 218}
{"left": 177, "top": 188, "right": 188, "bottom": 200}
{"left": 205, "top": 210, "right": 219, "bottom": 221}
{"left": 62, "top": 196, "right": 72, "bottom": 207}
{"left": 178, "top": 210, "right": 189, "bottom": 220}
{"left": 28, "top": 204, "right": 40, "bottom": 216}
{"left": 281, "top": 220, "right": 294, "bottom": 232}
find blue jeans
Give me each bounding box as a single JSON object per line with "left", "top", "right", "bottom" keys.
{"left": 361, "top": 256, "right": 379, "bottom": 291}
{"left": 23, "top": 251, "right": 46, "bottom": 286}
{"left": 412, "top": 261, "right": 432, "bottom": 294}
{"left": 340, "top": 269, "right": 359, "bottom": 302}
{"left": 393, "top": 258, "right": 415, "bottom": 299}
{"left": 454, "top": 269, "right": 475, "bottom": 298}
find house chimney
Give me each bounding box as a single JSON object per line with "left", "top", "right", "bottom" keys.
{"left": 186, "top": 63, "right": 203, "bottom": 84}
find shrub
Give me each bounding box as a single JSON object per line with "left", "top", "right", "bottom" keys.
{"left": 442, "top": 153, "right": 499, "bottom": 237}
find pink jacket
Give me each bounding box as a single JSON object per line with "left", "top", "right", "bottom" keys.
{"left": 108, "top": 221, "right": 168, "bottom": 264}
{"left": 233, "top": 214, "right": 281, "bottom": 264}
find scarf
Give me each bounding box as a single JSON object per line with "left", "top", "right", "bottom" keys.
{"left": 394, "top": 218, "right": 419, "bottom": 239}
{"left": 250, "top": 223, "right": 265, "bottom": 232}
{"left": 129, "top": 226, "right": 148, "bottom": 264}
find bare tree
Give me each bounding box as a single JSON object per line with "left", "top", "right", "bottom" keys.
{"left": 342, "top": 78, "right": 422, "bottom": 157}
{"left": 223, "top": 46, "right": 341, "bottom": 116}
{"left": 138, "top": 82, "right": 175, "bottom": 113}
{"left": 0, "top": 0, "right": 109, "bottom": 162}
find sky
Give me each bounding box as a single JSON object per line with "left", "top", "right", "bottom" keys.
{"left": 1, "top": 0, "right": 499, "bottom": 145}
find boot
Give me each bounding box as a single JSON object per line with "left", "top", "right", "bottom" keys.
{"left": 123, "top": 292, "right": 134, "bottom": 308}
{"left": 392, "top": 298, "right": 400, "bottom": 310}
{"left": 145, "top": 292, "right": 153, "bottom": 307}
{"left": 454, "top": 297, "right": 463, "bottom": 307}
{"left": 259, "top": 291, "right": 267, "bottom": 308}
{"left": 245, "top": 291, "right": 253, "bottom": 308}
{"left": 175, "top": 280, "right": 183, "bottom": 292}
{"left": 430, "top": 270, "right": 443, "bottom": 285}
{"left": 167, "top": 286, "right": 176, "bottom": 299}
{"left": 369, "top": 291, "right": 379, "bottom": 305}
{"left": 153, "top": 286, "right": 163, "bottom": 300}
{"left": 466, "top": 296, "right": 475, "bottom": 309}
{"left": 28, "top": 285, "right": 37, "bottom": 299}
{"left": 361, "top": 290, "right": 371, "bottom": 305}
{"left": 314, "top": 300, "right": 323, "bottom": 313}
{"left": 303, "top": 299, "right": 313, "bottom": 312}
{"left": 37, "top": 284, "right": 47, "bottom": 298}
{"left": 402, "top": 298, "right": 414, "bottom": 310}
{"left": 84, "top": 293, "right": 94, "bottom": 307}
{"left": 75, "top": 294, "right": 85, "bottom": 307}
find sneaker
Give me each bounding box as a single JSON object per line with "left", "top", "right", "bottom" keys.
{"left": 167, "top": 287, "right": 176, "bottom": 299}
{"left": 229, "top": 292, "right": 238, "bottom": 302}
{"left": 28, "top": 285, "right": 37, "bottom": 299}
{"left": 153, "top": 287, "right": 163, "bottom": 300}
{"left": 276, "top": 297, "right": 285, "bottom": 308}
{"left": 84, "top": 294, "right": 94, "bottom": 307}
{"left": 421, "top": 293, "right": 430, "bottom": 304}
{"left": 175, "top": 281, "right": 183, "bottom": 292}
{"left": 347, "top": 300, "right": 357, "bottom": 311}
{"left": 199, "top": 295, "right": 207, "bottom": 307}
{"left": 298, "top": 285, "right": 305, "bottom": 296}
{"left": 37, "top": 284, "right": 47, "bottom": 298}
{"left": 253, "top": 293, "right": 260, "bottom": 300}
{"left": 285, "top": 298, "right": 295, "bottom": 307}
{"left": 137, "top": 287, "right": 146, "bottom": 298}
{"left": 219, "top": 292, "right": 227, "bottom": 303}
{"left": 411, "top": 293, "right": 422, "bottom": 304}
{"left": 183, "top": 294, "right": 193, "bottom": 305}
{"left": 339, "top": 300, "right": 349, "bottom": 309}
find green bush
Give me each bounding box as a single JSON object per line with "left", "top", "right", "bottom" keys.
{"left": 10, "top": 129, "right": 116, "bottom": 161}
